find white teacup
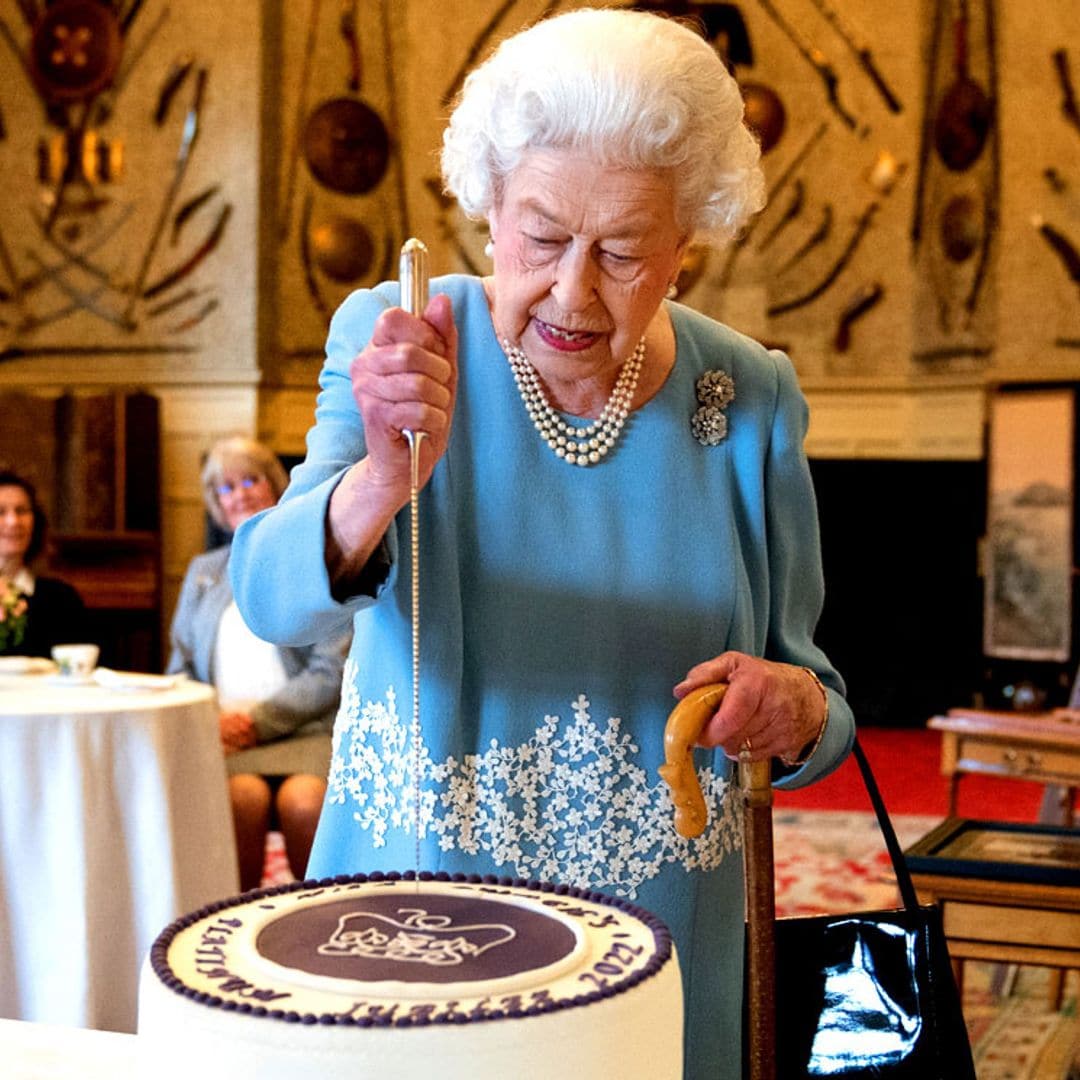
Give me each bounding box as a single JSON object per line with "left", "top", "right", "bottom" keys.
{"left": 51, "top": 643, "right": 100, "bottom": 679}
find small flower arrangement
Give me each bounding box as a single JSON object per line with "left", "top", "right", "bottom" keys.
{"left": 0, "top": 577, "right": 29, "bottom": 651}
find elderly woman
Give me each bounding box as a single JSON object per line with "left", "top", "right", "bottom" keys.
{"left": 167, "top": 437, "right": 349, "bottom": 890}
{"left": 0, "top": 469, "right": 86, "bottom": 657}
{"left": 231, "top": 10, "right": 854, "bottom": 1076}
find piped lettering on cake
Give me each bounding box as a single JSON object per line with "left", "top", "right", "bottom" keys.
{"left": 193, "top": 921, "right": 291, "bottom": 1002}
{"left": 318, "top": 908, "right": 515, "bottom": 967}
{"left": 327, "top": 987, "right": 561, "bottom": 1026}
{"left": 577, "top": 939, "right": 646, "bottom": 991}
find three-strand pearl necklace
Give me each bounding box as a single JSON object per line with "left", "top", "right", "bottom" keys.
{"left": 502, "top": 336, "right": 646, "bottom": 466}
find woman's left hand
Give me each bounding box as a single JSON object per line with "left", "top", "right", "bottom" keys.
{"left": 673, "top": 651, "right": 825, "bottom": 763}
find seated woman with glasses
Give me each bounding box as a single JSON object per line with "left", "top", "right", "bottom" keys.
{"left": 167, "top": 436, "right": 349, "bottom": 890}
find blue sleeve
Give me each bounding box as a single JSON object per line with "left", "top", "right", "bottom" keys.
{"left": 230, "top": 285, "right": 400, "bottom": 646}
{"left": 762, "top": 352, "right": 855, "bottom": 785}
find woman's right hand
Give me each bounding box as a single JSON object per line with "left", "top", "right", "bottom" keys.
{"left": 348, "top": 293, "right": 459, "bottom": 501}
{"left": 325, "top": 293, "right": 458, "bottom": 587}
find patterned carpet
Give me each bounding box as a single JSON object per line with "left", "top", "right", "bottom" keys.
{"left": 263, "top": 813, "right": 1080, "bottom": 1078}
{"left": 773, "top": 808, "right": 941, "bottom": 916}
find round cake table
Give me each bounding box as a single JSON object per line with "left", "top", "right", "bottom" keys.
{"left": 0, "top": 671, "right": 239, "bottom": 1034}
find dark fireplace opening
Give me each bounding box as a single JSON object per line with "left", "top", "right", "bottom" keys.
{"left": 811, "top": 459, "right": 988, "bottom": 727}
{"left": 812, "top": 458, "right": 1078, "bottom": 726}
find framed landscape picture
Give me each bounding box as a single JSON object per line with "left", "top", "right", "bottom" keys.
{"left": 983, "top": 388, "right": 1075, "bottom": 662}
{"left": 905, "top": 818, "right": 1080, "bottom": 888}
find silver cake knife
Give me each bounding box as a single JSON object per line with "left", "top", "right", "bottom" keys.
{"left": 399, "top": 238, "right": 430, "bottom": 880}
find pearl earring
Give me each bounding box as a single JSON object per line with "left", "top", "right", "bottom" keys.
{"left": 484, "top": 240, "right": 495, "bottom": 258}
{"left": 665, "top": 282, "right": 678, "bottom": 300}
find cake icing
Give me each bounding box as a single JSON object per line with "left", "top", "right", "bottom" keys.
{"left": 138, "top": 871, "right": 683, "bottom": 1079}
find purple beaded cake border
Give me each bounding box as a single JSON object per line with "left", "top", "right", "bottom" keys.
{"left": 148, "top": 870, "right": 675, "bottom": 1028}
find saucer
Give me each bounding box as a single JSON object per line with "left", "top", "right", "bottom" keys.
{"left": 0, "top": 656, "right": 57, "bottom": 676}
{"left": 45, "top": 672, "right": 97, "bottom": 687}
{"left": 93, "top": 668, "right": 181, "bottom": 692}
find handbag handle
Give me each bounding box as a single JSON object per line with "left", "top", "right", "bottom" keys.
{"left": 850, "top": 737, "right": 920, "bottom": 912}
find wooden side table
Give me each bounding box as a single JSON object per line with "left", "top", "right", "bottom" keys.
{"left": 905, "top": 819, "right": 1080, "bottom": 1009}
{"left": 929, "top": 708, "right": 1080, "bottom": 825}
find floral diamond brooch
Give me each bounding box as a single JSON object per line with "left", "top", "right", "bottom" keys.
{"left": 691, "top": 369, "right": 735, "bottom": 446}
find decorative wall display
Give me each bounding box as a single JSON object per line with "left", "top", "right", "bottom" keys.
{"left": 1052, "top": 47, "right": 1080, "bottom": 137}
{"left": 0, "top": 0, "right": 234, "bottom": 352}
{"left": 679, "top": 2, "right": 788, "bottom": 153}
{"left": 0, "top": 0, "right": 1076, "bottom": 662}
{"left": 697, "top": 2, "right": 911, "bottom": 373}
{"left": 984, "top": 387, "right": 1075, "bottom": 662}
{"left": 418, "top": 0, "right": 1080, "bottom": 389}
{"left": 1032, "top": 208, "right": 1080, "bottom": 298}
{"left": 278, "top": 0, "right": 408, "bottom": 344}
{"left": 1, "top": 2, "right": 1077, "bottom": 425}
{"left": 805, "top": 0, "right": 903, "bottom": 115}
{"left": 753, "top": 0, "right": 867, "bottom": 135}
{"left": 911, "top": 0, "right": 1000, "bottom": 365}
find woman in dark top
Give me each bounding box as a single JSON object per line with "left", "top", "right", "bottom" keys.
{"left": 0, "top": 470, "right": 86, "bottom": 658}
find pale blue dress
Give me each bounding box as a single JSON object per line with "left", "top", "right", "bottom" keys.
{"left": 231, "top": 274, "right": 855, "bottom": 1079}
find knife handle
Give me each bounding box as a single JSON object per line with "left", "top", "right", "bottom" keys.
{"left": 399, "top": 238, "right": 432, "bottom": 477}
{"left": 399, "top": 238, "right": 429, "bottom": 317}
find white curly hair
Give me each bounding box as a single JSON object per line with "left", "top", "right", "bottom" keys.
{"left": 441, "top": 7, "right": 765, "bottom": 243}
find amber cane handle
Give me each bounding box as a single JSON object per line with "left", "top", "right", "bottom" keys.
{"left": 658, "top": 683, "right": 727, "bottom": 838}
{"left": 660, "top": 683, "right": 775, "bottom": 1076}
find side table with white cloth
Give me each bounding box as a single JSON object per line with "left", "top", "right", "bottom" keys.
{"left": 0, "top": 665, "right": 239, "bottom": 1034}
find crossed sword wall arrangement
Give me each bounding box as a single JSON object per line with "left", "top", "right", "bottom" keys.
{"left": 0, "top": 1, "right": 230, "bottom": 340}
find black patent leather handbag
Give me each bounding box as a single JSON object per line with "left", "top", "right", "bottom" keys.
{"left": 761, "top": 740, "right": 977, "bottom": 1079}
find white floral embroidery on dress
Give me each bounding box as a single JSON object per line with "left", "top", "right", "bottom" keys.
{"left": 327, "top": 661, "right": 741, "bottom": 897}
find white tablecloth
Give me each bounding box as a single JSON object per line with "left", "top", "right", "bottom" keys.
{"left": 1, "top": 1018, "right": 139, "bottom": 1078}
{"left": 0, "top": 674, "right": 239, "bottom": 1034}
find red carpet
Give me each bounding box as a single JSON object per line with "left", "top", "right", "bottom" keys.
{"left": 774, "top": 726, "right": 1053, "bottom": 822}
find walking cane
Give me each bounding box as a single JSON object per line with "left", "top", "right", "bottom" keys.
{"left": 661, "top": 685, "right": 777, "bottom": 1080}
{"left": 740, "top": 751, "right": 776, "bottom": 1080}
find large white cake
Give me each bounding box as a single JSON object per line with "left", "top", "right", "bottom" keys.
{"left": 138, "top": 870, "right": 683, "bottom": 1079}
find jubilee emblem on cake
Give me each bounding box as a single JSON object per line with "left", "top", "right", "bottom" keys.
{"left": 248, "top": 884, "right": 588, "bottom": 1000}
{"left": 316, "top": 903, "right": 517, "bottom": 967}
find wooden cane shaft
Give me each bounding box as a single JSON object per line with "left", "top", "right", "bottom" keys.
{"left": 742, "top": 755, "right": 776, "bottom": 1080}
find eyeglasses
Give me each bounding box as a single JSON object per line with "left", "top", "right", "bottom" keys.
{"left": 215, "top": 475, "right": 262, "bottom": 497}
